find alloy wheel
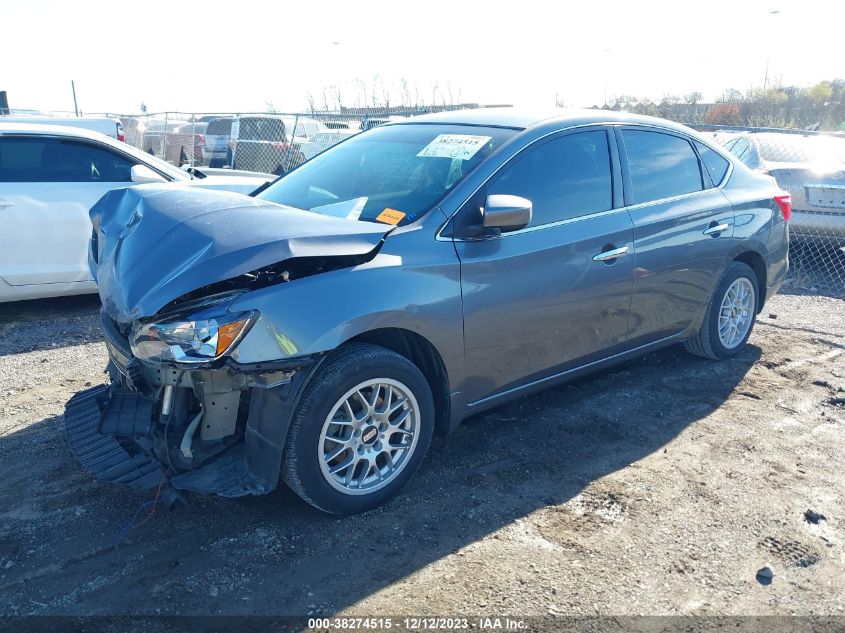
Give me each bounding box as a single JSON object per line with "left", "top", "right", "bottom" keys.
{"left": 317, "top": 378, "right": 420, "bottom": 495}
{"left": 718, "top": 277, "right": 756, "bottom": 349}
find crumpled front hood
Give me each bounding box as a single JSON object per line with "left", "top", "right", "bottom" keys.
{"left": 90, "top": 185, "right": 390, "bottom": 322}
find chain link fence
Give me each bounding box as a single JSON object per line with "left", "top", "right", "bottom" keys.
{"left": 694, "top": 125, "right": 845, "bottom": 297}
{"left": 100, "top": 108, "right": 463, "bottom": 176}
{"left": 24, "top": 108, "right": 844, "bottom": 298}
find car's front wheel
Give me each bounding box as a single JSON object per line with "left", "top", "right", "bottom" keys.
{"left": 282, "top": 344, "right": 434, "bottom": 515}
{"left": 684, "top": 261, "right": 759, "bottom": 360}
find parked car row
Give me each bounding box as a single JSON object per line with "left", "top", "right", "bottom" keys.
{"left": 0, "top": 122, "right": 273, "bottom": 302}
{"left": 228, "top": 115, "right": 366, "bottom": 174}
{"left": 121, "top": 114, "right": 411, "bottom": 173}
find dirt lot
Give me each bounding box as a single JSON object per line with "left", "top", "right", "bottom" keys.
{"left": 0, "top": 291, "right": 844, "bottom": 620}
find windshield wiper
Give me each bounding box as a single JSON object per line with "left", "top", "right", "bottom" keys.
{"left": 250, "top": 180, "right": 272, "bottom": 197}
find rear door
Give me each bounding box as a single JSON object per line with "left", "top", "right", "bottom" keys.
{"left": 617, "top": 127, "right": 735, "bottom": 345}
{"left": 0, "top": 135, "right": 136, "bottom": 286}
{"left": 454, "top": 127, "right": 635, "bottom": 403}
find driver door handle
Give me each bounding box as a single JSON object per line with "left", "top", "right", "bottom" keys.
{"left": 592, "top": 245, "right": 629, "bottom": 262}
{"left": 703, "top": 222, "right": 730, "bottom": 236}
{"left": 0, "top": 199, "right": 14, "bottom": 208}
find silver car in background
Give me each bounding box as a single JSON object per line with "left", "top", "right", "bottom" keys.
{"left": 723, "top": 132, "right": 845, "bottom": 243}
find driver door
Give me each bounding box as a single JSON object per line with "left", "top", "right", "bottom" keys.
{"left": 451, "top": 128, "right": 635, "bottom": 404}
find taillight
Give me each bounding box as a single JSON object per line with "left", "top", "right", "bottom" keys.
{"left": 774, "top": 193, "right": 792, "bottom": 222}
{"left": 196, "top": 134, "right": 205, "bottom": 147}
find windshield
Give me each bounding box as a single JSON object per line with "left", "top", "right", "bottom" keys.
{"left": 256, "top": 123, "right": 517, "bottom": 226}
{"left": 760, "top": 135, "right": 845, "bottom": 164}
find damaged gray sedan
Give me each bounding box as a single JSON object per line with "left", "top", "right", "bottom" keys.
{"left": 66, "top": 109, "right": 789, "bottom": 514}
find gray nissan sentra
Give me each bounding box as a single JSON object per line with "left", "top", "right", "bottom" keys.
{"left": 67, "top": 109, "right": 790, "bottom": 514}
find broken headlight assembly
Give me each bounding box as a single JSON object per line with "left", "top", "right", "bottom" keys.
{"left": 129, "top": 298, "right": 256, "bottom": 365}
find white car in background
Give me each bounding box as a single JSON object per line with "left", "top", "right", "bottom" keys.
{"left": 0, "top": 122, "right": 274, "bottom": 303}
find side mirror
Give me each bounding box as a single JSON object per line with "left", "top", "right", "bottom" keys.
{"left": 482, "top": 194, "right": 532, "bottom": 232}
{"left": 131, "top": 164, "right": 167, "bottom": 184}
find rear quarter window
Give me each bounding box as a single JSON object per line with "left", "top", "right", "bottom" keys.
{"left": 694, "top": 141, "right": 730, "bottom": 186}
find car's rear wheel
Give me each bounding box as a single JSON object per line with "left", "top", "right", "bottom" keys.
{"left": 684, "top": 261, "right": 759, "bottom": 360}
{"left": 282, "top": 344, "right": 434, "bottom": 515}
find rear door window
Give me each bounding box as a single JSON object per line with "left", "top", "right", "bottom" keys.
{"left": 0, "top": 137, "right": 134, "bottom": 182}
{"left": 728, "top": 137, "right": 750, "bottom": 161}
{"left": 694, "top": 141, "right": 730, "bottom": 186}
{"left": 621, "top": 130, "right": 703, "bottom": 204}
{"left": 487, "top": 130, "right": 614, "bottom": 227}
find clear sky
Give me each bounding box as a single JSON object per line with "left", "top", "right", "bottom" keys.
{"left": 2, "top": 0, "right": 843, "bottom": 115}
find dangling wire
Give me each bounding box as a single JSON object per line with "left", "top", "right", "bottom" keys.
{"left": 114, "top": 371, "right": 186, "bottom": 547}
{"left": 113, "top": 470, "right": 171, "bottom": 547}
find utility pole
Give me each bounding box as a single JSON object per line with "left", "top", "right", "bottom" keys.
{"left": 71, "top": 80, "right": 79, "bottom": 116}
{"left": 763, "top": 10, "right": 781, "bottom": 90}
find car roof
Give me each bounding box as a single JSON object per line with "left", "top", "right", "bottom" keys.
{"left": 0, "top": 121, "right": 116, "bottom": 139}
{"left": 393, "top": 107, "right": 699, "bottom": 135}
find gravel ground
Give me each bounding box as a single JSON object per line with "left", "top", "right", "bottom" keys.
{"left": 0, "top": 291, "right": 844, "bottom": 619}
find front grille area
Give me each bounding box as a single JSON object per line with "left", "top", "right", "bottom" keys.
{"left": 100, "top": 313, "right": 132, "bottom": 353}
{"left": 100, "top": 313, "right": 150, "bottom": 393}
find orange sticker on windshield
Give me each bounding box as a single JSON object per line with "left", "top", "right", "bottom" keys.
{"left": 376, "top": 208, "right": 406, "bottom": 225}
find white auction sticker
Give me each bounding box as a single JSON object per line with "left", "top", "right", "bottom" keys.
{"left": 416, "top": 134, "right": 492, "bottom": 160}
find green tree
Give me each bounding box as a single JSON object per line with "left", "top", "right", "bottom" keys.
{"left": 804, "top": 81, "right": 834, "bottom": 106}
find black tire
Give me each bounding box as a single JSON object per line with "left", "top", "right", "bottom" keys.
{"left": 282, "top": 343, "right": 435, "bottom": 515}
{"left": 684, "top": 261, "right": 760, "bottom": 360}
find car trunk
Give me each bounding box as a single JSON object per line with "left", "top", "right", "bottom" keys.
{"left": 766, "top": 164, "right": 845, "bottom": 214}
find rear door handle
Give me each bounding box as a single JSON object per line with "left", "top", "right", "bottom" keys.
{"left": 592, "top": 245, "right": 629, "bottom": 262}
{"left": 0, "top": 199, "right": 14, "bottom": 208}
{"left": 703, "top": 222, "right": 730, "bottom": 236}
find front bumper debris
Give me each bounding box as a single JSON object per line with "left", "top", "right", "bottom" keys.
{"left": 63, "top": 312, "right": 320, "bottom": 503}
{"left": 65, "top": 385, "right": 165, "bottom": 492}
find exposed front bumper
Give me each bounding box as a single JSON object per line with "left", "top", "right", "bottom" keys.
{"left": 64, "top": 313, "right": 319, "bottom": 501}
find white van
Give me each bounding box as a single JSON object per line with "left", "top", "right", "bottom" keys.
{"left": 0, "top": 116, "right": 124, "bottom": 141}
